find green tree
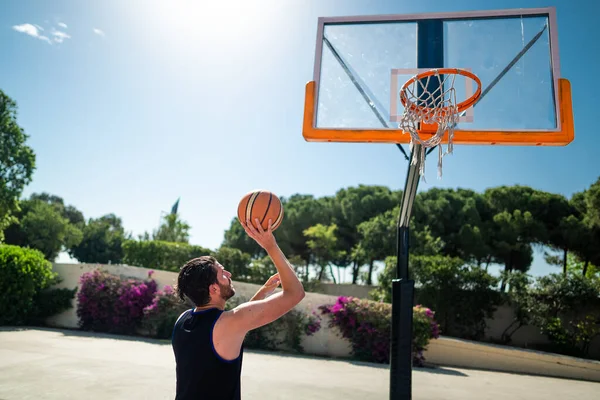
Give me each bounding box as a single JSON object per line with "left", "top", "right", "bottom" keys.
{"left": 222, "top": 217, "right": 263, "bottom": 258}
{"left": 304, "top": 223, "right": 344, "bottom": 283}
{"left": 4, "top": 198, "right": 83, "bottom": 261}
{"left": 0, "top": 90, "right": 36, "bottom": 240}
{"left": 29, "top": 193, "right": 85, "bottom": 228}
{"left": 152, "top": 212, "right": 190, "bottom": 243}
{"left": 275, "top": 194, "right": 333, "bottom": 277}
{"left": 333, "top": 185, "right": 399, "bottom": 283}
{"left": 356, "top": 208, "right": 397, "bottom": 285}
{"left": 569, "top": 179, "right": 600, "bottom": 275}
{"left": 69, "top": 214, "right": 126, "bottom": 264}
{"left": 213, "top": 246, "right": 252, "bottom": 280}
{"left": 413, "top": 188, "right": 492, "bottom": 265}
{"left": 484, "top": 186, "right": 548, "bottom": 290}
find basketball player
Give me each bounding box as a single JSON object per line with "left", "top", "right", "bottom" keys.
{"left": 172, "top": 218, "right": 305, "bottom": 400}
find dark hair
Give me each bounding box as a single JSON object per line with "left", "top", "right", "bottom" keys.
{"left": 176, "top": 256, "right": 218, "bottom": 306}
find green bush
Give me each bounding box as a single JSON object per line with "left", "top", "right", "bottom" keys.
{"left": 373, "top": 255, "right": 501, "bottom": 340}
{"left": 526, "top": 273, "right": 600, "bottom": 359}
{"left": 122, "top": 240, "right": 212, "bottom": 271}
{"left": 26, "top": 286, "right": 77, "bottom": 325}
{"left": 0, "top": 244, "right": 62, "bottom": 325}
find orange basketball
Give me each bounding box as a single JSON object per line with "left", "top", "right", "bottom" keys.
{"left": 237, "top": 190, "right": 284, "bottom": 231}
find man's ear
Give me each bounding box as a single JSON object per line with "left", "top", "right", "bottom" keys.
{"left": 209, "top": 283, "right": 219, "bottom": 294}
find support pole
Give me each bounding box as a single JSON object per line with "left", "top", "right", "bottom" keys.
{"left": 389, "top": 18, "right": 443, "bottom": 400}
{"left": 389, "top": 144, "right": 423, "bottom": 400}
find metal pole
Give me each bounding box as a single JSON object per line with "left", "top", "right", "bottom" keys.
{"left": 390, "top": 18, "right": 443, "bottom": 400}
{"left": 389, "top": 144, "right": 422, "bottom": 400}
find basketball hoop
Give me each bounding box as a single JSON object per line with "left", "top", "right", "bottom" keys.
{"left": 398, "top": 68, "right": 482, "bottom": 179}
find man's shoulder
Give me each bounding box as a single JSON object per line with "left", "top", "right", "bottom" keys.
{"left": 178, "top": 309, "right": 192, "bottom": 319}
{"left": 175, "top": 309, "right": 192, "bottom": 325}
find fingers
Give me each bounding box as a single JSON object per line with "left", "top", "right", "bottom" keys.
{"left": 265, "top": 276, "right": 281, "bottom": 289}
{"left": 243, "top": 218, "right": 261, "bottom": 234}
{"left": 254, "top": 218, "right": 265, "bottom": 234}
{"left": 244, "top": 218, "right": 259, "bottom": 236}
{"left": 268, "top": 274, "right": 280, "bottom": 286}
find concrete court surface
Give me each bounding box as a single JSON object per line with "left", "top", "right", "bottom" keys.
{"left": 0, "top": 327, "right": 598, "bottom": 400}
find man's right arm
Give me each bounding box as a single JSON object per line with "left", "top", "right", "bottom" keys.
{"left": 227, "top": 220, "right": 305, "bottom": 334}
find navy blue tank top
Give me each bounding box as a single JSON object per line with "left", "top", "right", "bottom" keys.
{"left": 172, "top": 308, "right": 244, "bottom": 400}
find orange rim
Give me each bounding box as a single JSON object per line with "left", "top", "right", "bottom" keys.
{"left": 399, "top": 68, "right": 482, "bottom": 116}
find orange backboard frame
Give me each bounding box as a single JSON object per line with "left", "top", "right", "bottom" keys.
{"left": 302, "top": 78, "right": 574, "bottom": 146}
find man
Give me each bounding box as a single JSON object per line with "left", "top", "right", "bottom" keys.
{"left": 172, "top": 218, "right": 305, "bottom": 400}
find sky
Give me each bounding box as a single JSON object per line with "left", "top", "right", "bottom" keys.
{"left": 1, "top": 0, "right": 599, "bottom": 282}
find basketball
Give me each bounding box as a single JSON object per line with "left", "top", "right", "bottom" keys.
{"left": 237, "top": 190, "right": 284, "bottom": 231}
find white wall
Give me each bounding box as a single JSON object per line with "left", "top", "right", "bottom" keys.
{"left": 46, "top": 263, "right": 352, "bottom": 358}
{"left": 45, "top": 262, "right": 600, "bottom": 382}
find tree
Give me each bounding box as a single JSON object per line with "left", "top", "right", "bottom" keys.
{"left": 4, "top": 193, "right": 84, "bottom": 261}
{"left": 275, "top": 194, "right": 333, "bottom": 275}
{"left": 304, "top": 223, "right": 344, "bottom": 283}
{"left": 483, "top": 186, "right": 547, "bottom": 290}
{"left": 213, "top": 246, "right": 252, "bottom": 281}
{"left": 152, "top": 213, "right": 190, "bottom": 243}
{"left": 0, "top": 89, "right": 36, "bottom": 240}
{"left": 561, "top": 184, "right": 600, "bottom": 277}
{"left": 4, "top": 200, "right": 82, "bottom": 260}
{"left": 413, "top": 188, "right": 492, "bottom": 265}
{"left": 333, "top": 185, "right": 399, "bottom": 283}
{"left": 356, "top": 208, "right": 397, "bottom": 285}
{"left": 222, "top": 217, "right": 263, "bottom": 258}
{"left": 69, "top": 214, "right": 126, "bottom": 264}
{"left": 30, "top": 193, "right": 85, "bottom": 228}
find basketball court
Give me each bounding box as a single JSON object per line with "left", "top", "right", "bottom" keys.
{"left": 1, "top": 328, "right": 598, "bottom": 400}
{"left": 301, "top": 7, "right": 574, "bottom": 399}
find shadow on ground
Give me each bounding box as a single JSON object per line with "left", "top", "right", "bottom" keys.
{"left": 3, "top": 325, "right": 469, "bottom": 378}
{"left": 0, "top": 326, "right": 171, "bottom": 346}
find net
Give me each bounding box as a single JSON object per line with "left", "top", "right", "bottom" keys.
{"left": 398, "top": 68, "right": 481, "bottom": 180}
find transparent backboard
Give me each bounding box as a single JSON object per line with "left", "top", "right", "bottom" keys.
{"left": 307, "top": 7, "right": 572, "bottom": 144}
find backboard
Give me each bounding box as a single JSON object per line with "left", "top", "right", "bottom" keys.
{"left": 302, "top": 7, "right": 574, "bottom": 146}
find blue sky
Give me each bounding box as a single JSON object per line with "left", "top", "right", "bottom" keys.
{"left": 1, "top": 0, "right": 598, "bottom": 281}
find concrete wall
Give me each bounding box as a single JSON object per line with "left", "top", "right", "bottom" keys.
{"left": 312, "top": 283, "right": 377, "bottom": 299}
{"left": 46, "top": 263, "right": 352, "bottom": 359}
{"left": 45, "top": 262, "right": 600, "bottom": 382}
{"left": 424, "top": 337, "right": 600, "bottom": 383}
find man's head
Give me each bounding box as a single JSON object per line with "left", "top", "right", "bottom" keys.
{"left": 176, "top": 256, "right": 235, "bottom": 307}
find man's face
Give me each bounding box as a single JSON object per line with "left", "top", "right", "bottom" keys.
{"left": 214, "top": 262, "right": 235, "bottom": 301}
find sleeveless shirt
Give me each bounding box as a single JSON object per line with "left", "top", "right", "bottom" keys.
{"left": 172, "top": 308, "right": 244, "bottom": 400}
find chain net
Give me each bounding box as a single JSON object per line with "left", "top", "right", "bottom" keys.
{"left": 398, "top": 70, "right": 461, "bottom": 180}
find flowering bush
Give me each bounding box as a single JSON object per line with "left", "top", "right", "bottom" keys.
{"left": 77, "top": 268, "right": 157, "bottom": 334}
{"left": 319, "top": 296, "right": 440, "bottom": 366}
{"left": 305, "top": 310, "right": 322, "bottom": 336}
{"left": 143, "top": 284, "right": 190, "bottom": 339}
{"left": 412, "top": 304, "right": 441, "bottom": 366}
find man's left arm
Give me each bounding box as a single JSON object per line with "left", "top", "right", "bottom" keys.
{"left": 250, "top": 273, "right": 280, "bottom": 301}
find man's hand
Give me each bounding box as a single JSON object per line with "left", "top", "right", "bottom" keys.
{"left": 243, "top": 218, "right": 277, "bottom": 252}
{"left": 250, "top": 273, "right": 281, "bottom": 301}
